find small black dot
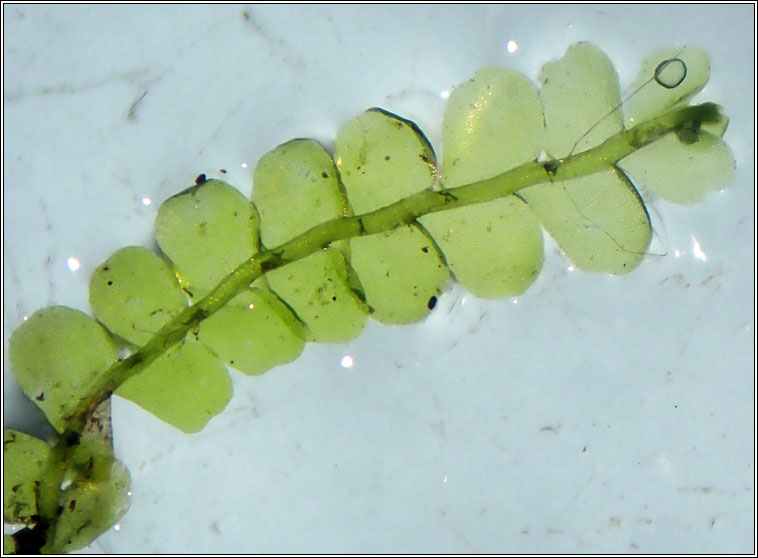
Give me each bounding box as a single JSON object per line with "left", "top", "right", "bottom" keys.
{"left": 195, "top": 174, "right": 207, "bottom": 185}
{"left": 107, "top": 280, "right": 113, "bottom": 286}
{"left": 427, "top": 296, "right": 437, "bottom": 310}
{"left": 421, "top": 246, "right": 429, "bottom": 253}
{"left": 321, "top": 172, "right": 329, "bottom": 179}
{"left": 384, "top": 155, "right": 391, "bottom": 161}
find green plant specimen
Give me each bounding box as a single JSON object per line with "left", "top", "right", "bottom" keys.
{"left": 3, "top": 42, "right": 735, "bottom": 553}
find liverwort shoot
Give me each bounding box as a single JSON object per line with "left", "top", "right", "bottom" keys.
{"left": 3, "top": 42, "right": 735, "bottom": 554}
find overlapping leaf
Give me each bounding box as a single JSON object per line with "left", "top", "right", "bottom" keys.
{"left": 8, "top": 306, "right": 119, "bottom": 432}
{"left": 617, "top": 46, "right": 735, "bottom": 204}
{"left": 519, "top": 42, "right": 652, "bottom": 273}
{"left": 253, "top": 139, "right": 368, "bottom": 341}
{"left": 420, "top": 66, "right": 545, "bottom": 297}
{"left": 335, "top": 109, "right": 449, "bottom": 323}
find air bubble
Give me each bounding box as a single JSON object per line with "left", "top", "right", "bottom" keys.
{"left": 654, "top": 58, "right": 687, "bottom": 89}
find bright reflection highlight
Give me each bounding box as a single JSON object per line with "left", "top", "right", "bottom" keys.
{"left": 67, "top": 257, "right": 81, "bottom": 271}
{"left": 692, "top": 236, "right": 707, "bottom": 261}
{"left": 241, "top": 162, "right": 249, "bottom": 169}
{"left": 506, "top": 40, "right": 519, "bottom": 53}
{"left": 248, "top": 303, "right": 255, "bottom": 310}
{"left": 440, "top": 89, "right": 451, "bottom": 99}
{"left": 141, "top": 197, "right": 152, "bottom": 206}
{"left": 340, "top": 355, "right": 354, "bottom": 368}
{"left": 113, "top": 524, "right": 121, "bottom": 532}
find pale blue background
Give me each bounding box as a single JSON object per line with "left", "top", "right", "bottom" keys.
{"left": 3, "top": 4, "right": 754, "bottom": 553}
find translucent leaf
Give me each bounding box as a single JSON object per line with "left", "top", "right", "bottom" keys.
{"left": 510, "top": 43, "right": 652, "bottom": 274}
{"left": 3, "top": 430, "right": 50, "bottom": 524}
{"left": 253, "top": 139, "right": 347, "bottom": 246}
{"left": 420, "top": 197, "right": 543, "bottom": 298}
{"left": 619, "top": 131, "right": 735, "bottom": 204}
{"left": 539, "top": 42, "right": 623, "bottom": 157}
{"left": 423, "top": 65, "right": 545, "bottom": 297}
{"left": 116, "top": 340, "right": 231, "bottom": 433}
{"left": 9, "top": 307, "right": 118, "bottom": 432}
{"left": 156, "top": 180, "right": 260, "bottom": 298}
{"left": 197, "top": 289, "right": 305, "bottom": 375}
{"left": 520, "top": 168, "right": 652, "bottom": 274}
{"left": 440, "top": 65, "right": 544, "bottom": 187}
{"left": 89, "top": 246, "right": 187, "bottom": 346}
{"left": 253, "top": 139, "right": 368, "bottom": 341}
{"left": 335, "top": 109, "right": 448, "bottom": 324}
{"left": 265, "top": 252, "right": 368, "bottom": 342}
{"left": 624, "top": 46, "right": 710, "bottom": 127}
{"left": 335, "top": 108, "right": 436, "bottom": 213}
{"left": 348, "top": 226, "right": 448, "bottom": 324}
{"left": 52, "top": 439, "right": 130, "bottom": 552}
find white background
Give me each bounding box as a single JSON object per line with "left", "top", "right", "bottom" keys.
{"left": 3, "top": 4, "right": 754, "bottom": 553}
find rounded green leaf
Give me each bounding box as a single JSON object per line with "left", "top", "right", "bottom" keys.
{"left": 520, "top": 168, "right": 652, "bottom": 274}
{"left": 440, "top": 65, "right": 544, "bottom": 188}
{"left": 335, "top": 109, "right": 449, "bottom": 324}
{"left": 420, "top": 196, "right": 544, "bottom": 298}
{"left": 156, "top": 180, "right": 260, "bottom": 298}
{"left": 619, "top": 130, "right": 735, "bottom": 204}
{"left": 539, "top": 42, "right": 623, "bottom": 157}
{"left": 52, "top": 442, "right": 130, "bottom": 552}
{"left": 335, "top": 108, "right": 436, "bottom": 214}
{"left": 264, "top": 252, "right": 368, "bottom": 342}
{"left": 3, "top": 430, "right": 50, "bottom": 524}
{"left": 253, "top": 138, "right": 347, "bottom": 247}
{"left": 9, "top": 307, "right": 118, "bottom": 432}
{"left": 197, "top": 288, "right": 305, "bottom": 375}
{"left": 348, "top": 225, "right": 449, "bottom": 324}
{"left": 624, "top": 46, "right": 710, "bottom": 127}
{"left": 116, "top": 340, "right": 231, "bottom": 433}
{"left": 253, "top": 139, "right": 368, "bottom": 341}
{"left": 89, "top": 246, "right": 187, "bottom": 346}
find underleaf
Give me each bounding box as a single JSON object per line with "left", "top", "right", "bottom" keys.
{"left": 8, "top": 307, "right": 118, "bottom": 432}
{"left": 253, "top": 139, "right": 369, "bottom": 341}
{"left": 156, "top": 180, "right": 260, "bottom": 298}
{"left": 115, "top": 340, "right": 232, "bottom": 433}
{"left": 3, "top": 430, "right": 50, "bottom": 525}
{"left": 89, "top": 246, "right": 188, "bottom": 346}
{"left": 335, "top": 108, "right": 449, "bottom": 323}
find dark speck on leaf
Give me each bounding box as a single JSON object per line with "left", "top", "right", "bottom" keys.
{"left": 322, "top": 172, "right": 329, "bottom": 178}
{"left": 35, "top": 392, "right": 44, "bottom": 402}
{"left": 421, "top": 246, "right": 429, "bottom": 253}
{"left": 427, "top": 296, "right": 437, "bottom": 310}
{"left": 195, "top": 174, "right": 207, "bottom": 185}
